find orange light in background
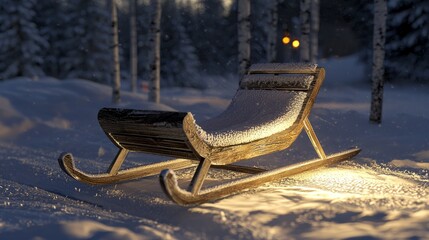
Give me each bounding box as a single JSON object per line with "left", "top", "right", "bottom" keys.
{"left": 292, "top": 40, "right": 300, "bottom": 48}
{"left": 282, "top": 36, "right": 291, "bottom": 45}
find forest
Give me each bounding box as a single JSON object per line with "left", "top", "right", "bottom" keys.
{"left": 0, "top": 0, "right": 427, "bottom": 88}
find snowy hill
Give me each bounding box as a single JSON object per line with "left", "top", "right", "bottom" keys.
{"left": 0, "top": 58, "right": 428, "bottom": 239}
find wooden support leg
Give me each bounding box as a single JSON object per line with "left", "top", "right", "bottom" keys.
{"left": 108, "top": 148, "right": 129, "bottom": 175}
{"left": 188, "top": 159, "right": 211, "bottom": 195}
{"left": 303, "top": 118, "right": 327, "bottom": 159}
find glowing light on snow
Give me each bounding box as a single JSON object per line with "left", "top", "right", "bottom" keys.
{"left": 292, "top": 40, "right": 300, "bottom": 48}
{"left": 282, "top": 36, "right": 291, "bottom": 45}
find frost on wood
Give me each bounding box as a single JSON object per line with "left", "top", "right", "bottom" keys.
{"left": 240, "top": 74, "right": 314, "bottom": 90}
{"left": 194, "top": 90, "right": 307, "bottom": 147}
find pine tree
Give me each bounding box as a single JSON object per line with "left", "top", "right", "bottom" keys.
{"left": 0, "top": 0, "right": 47, "bottom": 80}
{"left": 190, "top": 0, "right": 229, "bottom": 74}
{"left": 161, "top": 0, "right": 203, "bottom": 88}
{"left": 34, "top": 0, "right": 67, "bottom": 78}
{"left": 61, "top": 0, "right": 112, "bottom": 83}
{"left": 386, "top": 0, "right": 429, "bottom": 82}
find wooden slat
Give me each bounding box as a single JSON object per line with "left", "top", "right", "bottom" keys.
{"left": 98, "top": 108, "right": 188, "bottom": 125}
{"left": 240, "top": 74, "right": 314, "bottom": 90}
{"left": 98, "top": 109, "right": 187, "bottom": 137}
{"left": 112, "top": 133, "right": 190, "bottom": 150}
{"left": 121, "top": 143, "right": 198, "bottom": 159}
{"left": 249, "top": 63, "right": 317, "bottom": 74}
{"left": 101, "top": 122, "right": 186, "bottom": 140}
{"left": 96, "top": 108, "right": 201, "bottom": 159}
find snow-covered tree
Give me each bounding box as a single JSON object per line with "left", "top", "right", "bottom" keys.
{"left": 148, "top": 0, "right": 161, "bottom": 103}
{"left": 161, "top": 0, "right": 203, "bottom": 88}
{"left": 386, "top": 0, "right": 429, "bottom": 82}
{"left": 266, "top": 0, "right": 278, "bottom": 63}
{"left": 0, "top": 0, "right": 47, "bottom": 80}
{"left": 249, "top": 0, "right": 268, "bottom": 63}
{"left": 299, "top": 0, "right": 310, "bottom": 62}
{"left": 129, "top": 0, "right": 138, "bottom": 92}
{"left": 238, "top": 0, "right": 251, "bottom": 77}
{"left": 34, "top": 0, "right": 67, "bottom": 78}
{"left": 310, "top": 0, "right": 319, "bottom": 64}
{"left": 112, "top": 0, "right": 121, "bottom": 103}
{"left": 61, "top": 0, "right": 112, "bottom": 83}
{"left": 189, "top": 0, "right": 231, "bottom": 74}
{"left": 370, "top": 0, "right": 387, "bottom": 123}
{"left": 136, "top": 2, "right": 151, "bottom": 82}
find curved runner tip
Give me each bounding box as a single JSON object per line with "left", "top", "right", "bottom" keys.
{"left": 58, "top": 152, "right": 81, "bottom": 181}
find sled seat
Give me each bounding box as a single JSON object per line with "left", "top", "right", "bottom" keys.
{"left": 182, "top": 63, "right": 325, "bottom": 165}
{"left": 98, "top": 109, "right": 200, "bottom": 160}
{"left": 98, "top": 63, "right": 322, "bottom": 166}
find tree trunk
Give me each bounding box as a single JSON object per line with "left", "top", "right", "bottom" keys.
{"left": 129, "top": 0, "right": 138, "bottom": 93}
{"left": 310, "top": 0, "right": 319, "bottom": 64}
{"left": 149, "top": 0, "right": 161, "bottom": 103}
{"left": 370, "top": 0, "right": 387, "bottom": 123}
{"left": 266, "top": 0, "right": 278, "bottom": 63}
{"left": 238, "top": 0, "right": 251, "bottom": 77}
{"left": 111, "top": 0, "right": 121, "bottom": 104}
{"left": 299, "top": 0, "right": 310, "bottom": 62}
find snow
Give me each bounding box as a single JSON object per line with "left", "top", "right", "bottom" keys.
{"left": 195, "top": 90, "right": 307, "bottom": 147}
{"left": 0, "top": 55, "right": 428, "bottom": 239}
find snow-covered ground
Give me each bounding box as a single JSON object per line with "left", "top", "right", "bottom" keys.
{"left": 0, "top": 56, "right": 428, "bottom": 239}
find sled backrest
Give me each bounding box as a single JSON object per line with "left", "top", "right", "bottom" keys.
{"left": 97, "top": 108, "right": 201, "bottom": 160}
{"left": 183, "top": 63, "right": 325, "bottom": 164}
{"left": 240, "top": 63, "right": 317, "bottom": 91}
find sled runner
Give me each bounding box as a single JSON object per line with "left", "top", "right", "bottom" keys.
{"left": 58, "top": 63, "right": 360, "bottom": 205}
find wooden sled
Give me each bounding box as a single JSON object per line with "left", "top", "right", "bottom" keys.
{"left": 58, "top": 63, "right": 360, "bottom": 205}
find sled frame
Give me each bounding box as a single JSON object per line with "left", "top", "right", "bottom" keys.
{"left": 159, "top": 64, "right": 361, "bottom": 205}
{"left": 57, "top": 63, "right": 361, "bottom": 205}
